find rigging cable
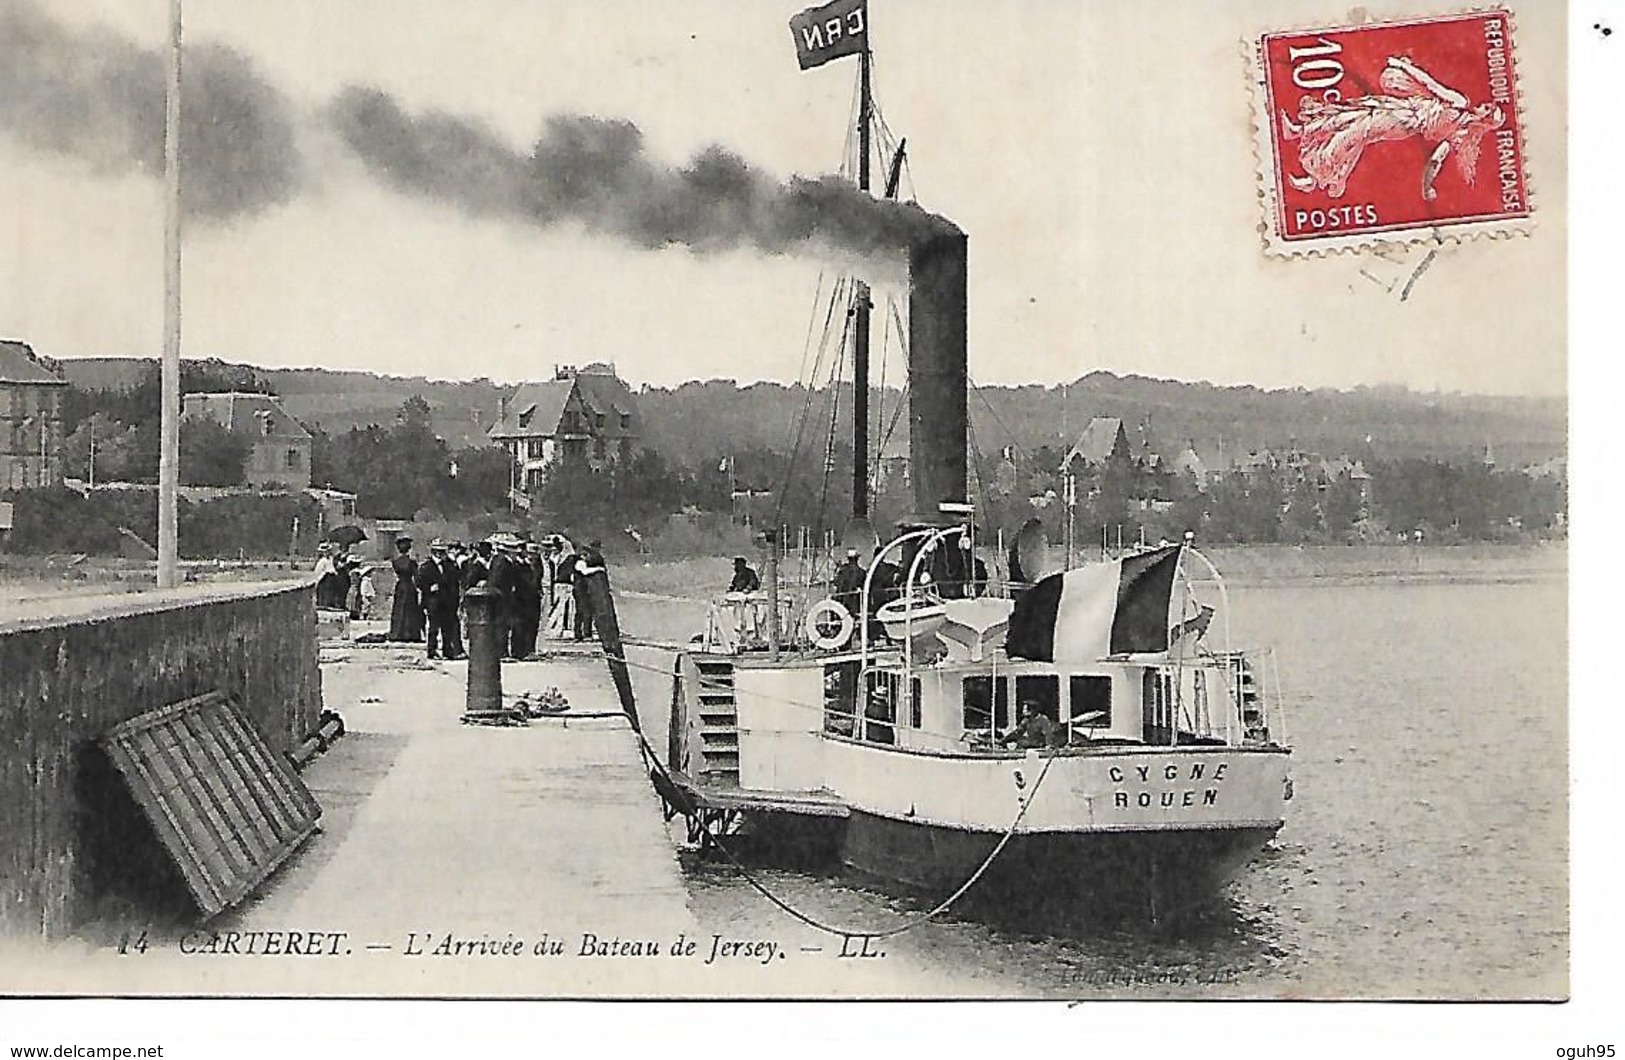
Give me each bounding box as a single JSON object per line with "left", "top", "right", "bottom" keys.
{"left": 872, "top": 301, "right": 912, "bottom": 490}
{"left": 968, "top": 374, "right": 1032, "bottom": 467}
{"left": 814, "top": 321, "right": 850, "bottom": 544}
{"left": 868, "top": 292, "right": 894, "bottom": 500}
{"left": 773, "top": 276, "right": 851, "bottom": 529}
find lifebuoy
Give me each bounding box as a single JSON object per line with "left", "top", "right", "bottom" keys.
{"left": 803, "top": 599, "right": 855, "bottom": 650}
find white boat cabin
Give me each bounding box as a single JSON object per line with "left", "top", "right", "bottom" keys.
{"left": 726, "top": 647, "right": 1266, "bottom": 796}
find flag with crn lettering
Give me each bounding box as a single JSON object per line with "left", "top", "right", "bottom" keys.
{"left": 790, "top": 0, "right": 867, "bottom": 70}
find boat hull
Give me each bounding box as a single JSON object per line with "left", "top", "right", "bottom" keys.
{"left": 841, "top": 810, "right": 1277, "bottom": 919}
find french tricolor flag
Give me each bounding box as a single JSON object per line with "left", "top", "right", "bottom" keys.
{"left": 1005, "top": 545, "right": 1184, "bottom": 663}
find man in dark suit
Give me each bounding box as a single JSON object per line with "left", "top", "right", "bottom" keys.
{"left": 728, "top": 556, "right": 761, "bottom": 593}
{"left": 487, "top": 534, "right": 523, "bottom": 660}
{"left": 866, "top": 546, "right": 901, "bottom": 641}
{"left": 572, "top": 539, "right": 606, "bottom": 641}
{"left": 416, "top": 539, "right": 464, "bottom": 660}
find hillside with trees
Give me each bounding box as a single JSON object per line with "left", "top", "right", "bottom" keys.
{"left": 26, "top": 356, "right": 1565, "bottom": 556}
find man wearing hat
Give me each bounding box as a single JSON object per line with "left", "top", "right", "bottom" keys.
{"left": 572, "top": 538, "right": 606, "bottom": 641}
{"left": 547, "top": 538, "right": 577, "bottom": 639}
{"left": 727, "top": 556, "right": 761, "bottom": 594}
{"left": 462, "top": 538, "right": 492, "bottom": 591}
{"left": 517, "top": 541, "right": 548, "bottom": 659}
{"left": 832, "top": 547, "right": 866, "bottom": 635}
{"left": 387, "top": 534, "right": 424, "bottom": 642}
{"left": 415, "top": 539, "right": 465, "bottom": 660}
{"left": 486, "top": 533, "right": 525, "bottom": 660}
{"left": 866, "top": 545, "right": 901, "bottom": 643}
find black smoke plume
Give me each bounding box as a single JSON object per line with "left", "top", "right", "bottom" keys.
{"left": 1, "top": 0, "right": 959, "bottom": 262}
{"left": 329, "top": 87, "right": 959, "bottom": 265}
{"left": 0, "top": 0, "right": 301, "bottom": 219}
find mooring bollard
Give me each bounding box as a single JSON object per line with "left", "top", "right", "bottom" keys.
{"left": 463, "top": 584, "right": 503, "bottom": 717}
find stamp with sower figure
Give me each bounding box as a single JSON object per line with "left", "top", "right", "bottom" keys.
{"left": 1250, "top": 10, "right": 1530, "bottom": 254}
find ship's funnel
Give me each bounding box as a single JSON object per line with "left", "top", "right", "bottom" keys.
{"left": 907, "top": 232, "right": 969, "bottom": 523}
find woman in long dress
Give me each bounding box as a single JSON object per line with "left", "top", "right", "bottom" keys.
{"left": 387, "top": 535, "right": 425, "bottom": 641}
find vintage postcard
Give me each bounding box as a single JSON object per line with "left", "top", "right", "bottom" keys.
{"left": 0, "top": 0, "right": 1587, "bottom": 1050}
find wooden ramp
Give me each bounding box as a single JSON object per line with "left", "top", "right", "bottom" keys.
{"left": 101, "top": 692, "right": 321, "bottom": 918}
{"left": 670, "top": 771, "right": 850, "bottom": 819}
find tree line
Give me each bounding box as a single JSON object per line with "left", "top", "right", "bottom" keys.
{"left": 32, "top": 365, "right": 1567, "bottom": 557}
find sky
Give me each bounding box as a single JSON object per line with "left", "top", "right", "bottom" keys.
{"left": 0, "top": 0, "right": 1567, "bottom": 395}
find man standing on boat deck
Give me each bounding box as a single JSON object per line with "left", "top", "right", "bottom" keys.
{"left": 728, "top": 556, "right": 761, "bottom": 593}
{"left": 867, "top": 546, "right": 901, "bottom": 641}
{"left": 833, "top": 548, "right": 866, "bottom": 635}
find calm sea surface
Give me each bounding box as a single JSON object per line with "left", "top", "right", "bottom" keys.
{"left": 620, "top": 547, "right": 1567, "bottom": 999}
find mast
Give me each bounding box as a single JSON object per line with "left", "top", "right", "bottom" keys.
{"left": 851, "top": 45, "right": 873, "bottom": 520}
{"left": 157, "top": 0, "right": 182, "bottom": 588}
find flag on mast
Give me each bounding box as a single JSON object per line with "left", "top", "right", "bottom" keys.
{"left": 790, "top": 0, "right": 868, "bottom": 70}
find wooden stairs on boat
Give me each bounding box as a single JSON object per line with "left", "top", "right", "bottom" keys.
{"left": 664, "top": 654, "right": 848, "bottom": 831}
{"left": 693, "top": 656, "right": 741, "bottom": 786}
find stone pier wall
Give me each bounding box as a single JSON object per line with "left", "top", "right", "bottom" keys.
{"left": 0, "top": 581, "right": 321, "bottom": 938}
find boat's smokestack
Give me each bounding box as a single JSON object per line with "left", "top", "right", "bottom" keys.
{"left": 907, "top": 231, "right": 968, "bottom": 522}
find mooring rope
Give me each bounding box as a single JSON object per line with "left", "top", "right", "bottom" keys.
{"left": 603, "top": 644, "right": 1058, "bottom": 941}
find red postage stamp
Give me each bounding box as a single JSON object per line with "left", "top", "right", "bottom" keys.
{"left": 1250, "top": 10, "right": 1531, "bottom": 254}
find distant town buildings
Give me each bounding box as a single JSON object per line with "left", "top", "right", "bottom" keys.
{"left": 1, "top": 340, "right": 68, "bottom": 490}
{"left": 488, "top": 363, "right": 640, "bottom": 498}
{"left": 181, "top": 392, "right": 313, "bottom": 489}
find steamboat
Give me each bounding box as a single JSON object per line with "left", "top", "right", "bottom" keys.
{"left": 663, "top": 2, "right": 1291, "bottom": 920}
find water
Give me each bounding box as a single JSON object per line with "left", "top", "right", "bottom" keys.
{"left": 619, "top": 549, "right": 1567, "bottom": 998}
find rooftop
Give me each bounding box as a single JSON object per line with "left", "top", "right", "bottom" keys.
{"left": 0, "top": 340, "right": 68, "bottom": 386}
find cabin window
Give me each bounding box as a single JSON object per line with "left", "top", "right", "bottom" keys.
{"left": 822, "top": 661, "right": 859, "bottom": 737}
{"left": 961, "top": 675, "right": 1010, "bottom": 732}
{"left": 1069, "top": 675, "right": 1112, "bottom": 729}
{"left": 1014, "top": 675, "right": 1060, "bottom": 723}
{"left": 862, "top": 670, "right": 897, "bottom": 745}
{"left": 909, "top": 677, "right": 922, "bottom": 730}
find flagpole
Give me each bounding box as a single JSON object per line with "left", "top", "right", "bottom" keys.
{"left": 156, "top": 0, "right": 182, "bottom": 588}
{"left": 850, "top": 41, "right": 872, "bottom": 521}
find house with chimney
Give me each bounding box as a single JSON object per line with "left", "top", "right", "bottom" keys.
{"left": 487, "top": 363, "right": 640, "bottom": 496}
{"left": 182, "top": 391, "right": 313, "bottom": 489}
{"left": 1, "top": 340, "right": 68, "bottom": 490}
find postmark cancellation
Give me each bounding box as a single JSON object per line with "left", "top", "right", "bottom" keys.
{"left": 1248, "top": 9, "right": 1531, "bottom": 255}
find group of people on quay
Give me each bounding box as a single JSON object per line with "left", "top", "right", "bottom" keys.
{"left": 313, "top": 541, "right": 374, "bottom": 617}
{"left": 316, "top": 532, "right": 607, "bottom": 660}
